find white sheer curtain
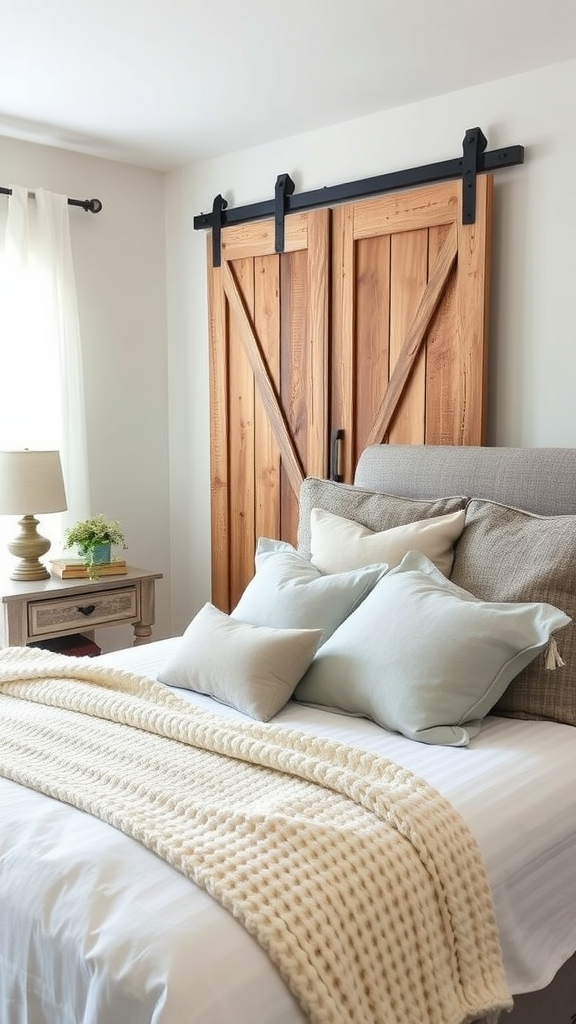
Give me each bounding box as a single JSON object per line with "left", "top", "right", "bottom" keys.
{"left": 0, "top": 185, "right": 90, "bottom": 567}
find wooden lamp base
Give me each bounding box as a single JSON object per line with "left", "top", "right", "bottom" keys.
{"left": 7, "top": 514, "right": 51, "bottom": 581}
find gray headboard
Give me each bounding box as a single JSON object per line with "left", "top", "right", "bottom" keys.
{"left": 354, "top": 445, "right": 576, "bottom": 517}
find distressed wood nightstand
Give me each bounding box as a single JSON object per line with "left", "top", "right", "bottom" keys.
{"left": 0, "top": 566, "right": 163, "bottom": 649}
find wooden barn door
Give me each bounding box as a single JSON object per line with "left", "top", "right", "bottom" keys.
{"left": 207, "top": 176, "right": 493, "bottom": 607}
{"left": 208, "top": 209, "right": 330, "bottom": 610}
{"left": 331, "top": 176, "right": 493, "bottom": 482}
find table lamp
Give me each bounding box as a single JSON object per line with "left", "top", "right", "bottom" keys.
{"left": 0, "top": 450, "right": 68, "bottom": 581}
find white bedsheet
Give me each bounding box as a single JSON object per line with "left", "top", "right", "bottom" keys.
{"left": 2, "top": 637, "right": 576, "bottom": 1024}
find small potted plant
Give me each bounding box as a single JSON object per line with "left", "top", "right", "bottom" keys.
{"left": 64, "top": 514, "right": 127, "bottom": 579}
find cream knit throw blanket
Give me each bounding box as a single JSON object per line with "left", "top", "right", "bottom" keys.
{"left": 0, "top": 647, "right": 511, "bottom": 1024}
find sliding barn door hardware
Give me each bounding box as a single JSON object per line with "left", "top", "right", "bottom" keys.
{"left": 194, "top": 127, "right": 524, "bottom": 266}
{"left": 210, "top": 193, "right": 228, "bottom": 268}
{"left": 461, "top": 127, "right": 488, "bottom": 224}
{"left": 274, "top": 173, "right": 295, "bottom": 254}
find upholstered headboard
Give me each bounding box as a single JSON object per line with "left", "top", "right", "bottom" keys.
{"left": 354, "top": 445, "right": 576, "bottom": 516}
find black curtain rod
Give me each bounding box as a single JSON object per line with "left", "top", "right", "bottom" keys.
{"left": 0, "top": 186, "right": 102, "bottom": 213}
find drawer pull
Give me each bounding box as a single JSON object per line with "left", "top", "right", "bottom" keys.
{"left": 77, "top": 604, "right": 96, "bottom": 616}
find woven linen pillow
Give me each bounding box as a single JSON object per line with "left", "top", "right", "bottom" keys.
{"left": 309, "top": 507, "right": 465, "bottom": 576}
{"left": 297, "top": 477, "right": 466, "bottom": 561}
{"left": 451, "top": 499, "right": 576, "bottom": 725}
{"left": 232, "top": 538, "right": 386, "bottom": 642}
{"left": 158, "top": 602, "right": 322, "bottom": 722}
{"left": 295, "top": 551, "right": 570, "bottom": 746}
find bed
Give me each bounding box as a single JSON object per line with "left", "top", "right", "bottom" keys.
{"left": 1, "top": 444, "right": 576, "bottom": 1024}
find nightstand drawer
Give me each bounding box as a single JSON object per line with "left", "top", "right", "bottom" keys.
{"left": 28, "top": 587, "right": 139, "bottom": 637}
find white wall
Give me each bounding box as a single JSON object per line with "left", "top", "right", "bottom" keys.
{"left": 165, "top": 58, "right": 576, "bottom": 633}
{"left": 0, "top": 136, "right": 171, "bottom": 649}
{"left": 3, "top": 59, "right": 575, "bottom": 642}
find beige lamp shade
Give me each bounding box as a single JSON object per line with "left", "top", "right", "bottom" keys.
{"left": 0, "top": 450, "right": 68, "bottom": 581}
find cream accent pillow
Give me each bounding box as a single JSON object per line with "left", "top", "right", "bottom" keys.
{"left": 158, "top": 602, "right": 322, "bottom": 722}
{"left": 295, "top": 552, "right": 570, "bottom": 746}
{"left": 310, "top": 507, "right": 465, "bottom": 576}
{"left": 232, "top": 538, "right": 386, "bottom": 642}
{"left": 297, "top": 477, "right": 466, "bottom": 561}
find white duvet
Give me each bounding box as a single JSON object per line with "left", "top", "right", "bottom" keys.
{"left": 1, "top": 637, "right": 576, "bottom": 1024}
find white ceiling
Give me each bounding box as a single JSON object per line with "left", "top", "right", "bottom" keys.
{"left": 1, "top": 0, "right": 576, "bottom": 172}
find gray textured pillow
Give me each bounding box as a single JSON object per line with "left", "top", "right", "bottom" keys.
{"left": 451, "top": 499, "right": 576, "bottom": 726}
{"left": 232, "top": 538, "right": 386, "bottom": 642}
{"left": 295, "top": 552, "right": 570, "bottom": 746}
{"left": 298, "top": 477, "right": 466, "bottom": 561}
{"left": 158, "top": 602, "right": 322, "bottom": 721}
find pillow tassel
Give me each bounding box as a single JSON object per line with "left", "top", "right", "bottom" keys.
{"left": 545, "top": 636, "right": 565, "bottom": 671}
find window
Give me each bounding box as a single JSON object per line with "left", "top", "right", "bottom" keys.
{"left": 0, "top": 186, "right": 90, "bottom": 571}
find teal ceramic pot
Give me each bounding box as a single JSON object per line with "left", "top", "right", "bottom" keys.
{"left": 81, "top": 542, "right": 111, "bottom": 564}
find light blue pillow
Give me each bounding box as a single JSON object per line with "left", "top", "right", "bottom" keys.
{"left": 231, "top": 538, "right": 386, "bottom": 643}
{"left": 295, "top": 551, "right": 571, "bottom": 746}
{"left": 159, "top": 602, "right": 323, "bottom": 721}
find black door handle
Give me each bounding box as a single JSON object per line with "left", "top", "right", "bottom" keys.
{"left": 330, "top": 428, "right": 344, "bottom": 482}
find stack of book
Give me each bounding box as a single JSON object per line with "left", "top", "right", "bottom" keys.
{"left": 50, "top": 558, "right": 128, "bottom": 579}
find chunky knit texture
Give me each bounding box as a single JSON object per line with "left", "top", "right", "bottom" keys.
{"left": 0, "top": 646, "right": 512, "bottom": 1024}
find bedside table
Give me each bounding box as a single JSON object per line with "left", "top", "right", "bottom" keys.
{"left": 0, "top": 567, "right": 163, "bottom": 649}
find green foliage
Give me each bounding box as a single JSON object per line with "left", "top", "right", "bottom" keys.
{"left": 64, "top": 514, "right": 127, "bottom": 580}
{"left": 64, "top": 514, "right": 127, "bottom": 554}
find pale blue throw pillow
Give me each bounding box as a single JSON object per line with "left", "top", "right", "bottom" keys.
{"left": 231, "top": 538, "right": 387, "bottom": 643}
{"left": 159, "top": 602, "right": 323, "bottom": 721}
{"left": 295, "top": 551, "right": 571, "bottom": 746}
